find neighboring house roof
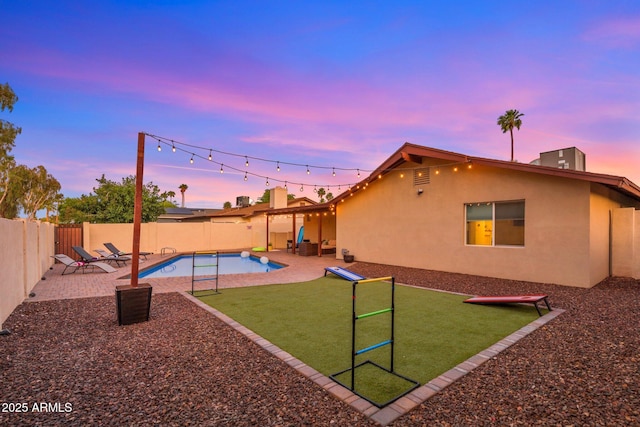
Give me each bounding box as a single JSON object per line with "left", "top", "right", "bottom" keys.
{"left": 158, "top": 207, "right": 222, "bottom": 222}
{"left": 330, "top": 142, "right": 640, "bottom": 204}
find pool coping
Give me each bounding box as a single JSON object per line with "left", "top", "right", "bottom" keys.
{"left": 181, "top": 287, "right": 564, "bottom": 426}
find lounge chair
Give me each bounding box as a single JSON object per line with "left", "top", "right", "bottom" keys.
{"left": 104, "top": 242, "right": 151, "bottom": 260}
{"left": 53, "top": 254, "right": 116, "bottom": 275}
{"left": 94, "top": 249, "right": 131, "bottom": 267}
{"left": 324, "top": 266, "right": 366, "bottom": 281}
{"left": 73, "top": 245, "right": 129, "bottom": 267}
{"left": 287, "top": 226, "right": 306, "bottom": 253}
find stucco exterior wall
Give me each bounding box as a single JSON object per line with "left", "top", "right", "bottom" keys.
{"left": 337, "top": 162, "right": 600, "bottom": 287}
{"left": 83, "top": 214, "right": 299, "bottom": 255}
{"left": 300, "top": 212, "right": 337, "bottom": 243}
{"left": 0, "top": 219, "right": 55, "bottom": 327}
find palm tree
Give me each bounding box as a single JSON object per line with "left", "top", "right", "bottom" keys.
{"left": 178, "top": 184, "right": 188, "bottom": 208}
{"left": 497, "top": 109, "right": 524, "bottom": 162}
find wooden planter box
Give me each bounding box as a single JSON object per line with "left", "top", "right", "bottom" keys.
{"left": 116, "top": 284, "right": 152, "bottom": 325}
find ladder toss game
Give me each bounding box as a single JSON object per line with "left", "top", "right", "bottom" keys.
{"left": 330, "top": 276, "right": 420, "bottom": 408}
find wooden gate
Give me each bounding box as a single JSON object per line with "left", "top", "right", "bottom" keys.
{"left": 55, "top": 224, "right": 83, "bottom": 260}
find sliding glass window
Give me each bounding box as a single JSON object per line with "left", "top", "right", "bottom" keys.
{"left": 466, "top": 201, "right": 525, "bottom": 246}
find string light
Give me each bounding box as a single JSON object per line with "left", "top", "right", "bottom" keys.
{"left": 146, "top": 132, "right": 371, "bottom": 176}
{"left": 147, "top": 133, "right": 475, "bottom": 198}
{"left": 284, "top": 181, "right": 288, "bottom": 190}
{"left": 265, "top": 177, "right": 270, "bottom": 187}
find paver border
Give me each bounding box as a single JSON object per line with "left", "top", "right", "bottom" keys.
{"left": 182, "top": 289, "right": 564, "bottom": 426}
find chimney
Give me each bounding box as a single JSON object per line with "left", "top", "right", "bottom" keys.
{"left": 269, "top": 186, "right": 288, "bottom": 209}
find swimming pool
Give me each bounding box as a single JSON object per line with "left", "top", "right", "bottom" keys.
{"left": 139, "top": 253, "right": 283, "bottom": 278}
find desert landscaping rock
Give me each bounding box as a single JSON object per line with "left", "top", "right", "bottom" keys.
{"left": 1, "top": 263, "right": 638, "bottom": 426}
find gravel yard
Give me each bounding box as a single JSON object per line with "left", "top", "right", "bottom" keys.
{"left": 1, "top": 262, "right": 638, "bottom": 426}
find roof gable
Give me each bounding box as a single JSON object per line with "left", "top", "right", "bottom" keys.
{"left": 331, "top": 142, "right": 640, "bottom": 203}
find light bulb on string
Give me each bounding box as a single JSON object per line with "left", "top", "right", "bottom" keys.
{"left": 190, "top": 154, "right": 194, "bottom": 164}
{"left": 284, "top": 181, "right": 288, "bottom": 190}
{"left": 244, "top": 172, "right": 248, "bottom": 181}
{"left": 172, "top": 143, "right": 176, "bottom": 153}
{"left": 300, "top": 185, "right": 304, "bottom": 192}
{"left": 220, "top": 164, "right": 224, "bottom": 174}
{"left": 208, "top": 150, "right": 212, "bottom": 161}
{"left": 306, "top": 165, "right": 310, "bottom": 175}
{"left": 277, "top": 161, "right": 280, "bottom": 172}
{"left": 157, "top": 142, "right": 162, "bottom": 152}
{"left": 357, "top": 169, "right": 360, "bottom": 178}
{"left": 313, "top": 185, "right": 317, "bottom": 193}
{"left": 265, "top": 177, "right": 270, "bottom": 187}
{"left": 245, "top": 156, "right": 249, "bottom": 167}
{"left": 332, "top": 168, "right": 336, "bottom": 177}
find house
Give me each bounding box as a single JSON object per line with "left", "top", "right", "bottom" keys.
{"left": 325, "top": 143, "right": 640, "bottom": 288}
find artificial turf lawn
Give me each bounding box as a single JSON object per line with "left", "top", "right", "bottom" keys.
{"left": 196, "top": 275, "right": 545, "bottom": 405}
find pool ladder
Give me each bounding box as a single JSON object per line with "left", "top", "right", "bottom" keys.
{"left": 190, "top": 251, "right": 220, "bottom": 296}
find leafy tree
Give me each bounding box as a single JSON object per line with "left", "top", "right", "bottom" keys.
{"left": 0, "top": 83, "right": 21, "bottom": 214}
{"left": 59, "top": 175, "right": 167, "bottom": 223}
{"left": 11, "top": 164, "right": 62, "bottom": 219}
{"left": 497, "top": 109, "right": 524, "bottom": 162}
{"left": 179, "top": 183, "right": 188, "bottom": 207}
{"left": 258, "top": 188, "right": 270, "bottom": 204}
{"left": 257, "top": 188, "right": 296, "bottom": 204}
{"left": 223, "top": 201, "right": 232, "bottom": 209}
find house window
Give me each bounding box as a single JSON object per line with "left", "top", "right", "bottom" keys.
{"left": 465, "top": 201, "right": 525, "bottom": 246}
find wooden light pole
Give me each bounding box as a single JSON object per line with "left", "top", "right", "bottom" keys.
{"left": 115, "top": 132, "right": 152, "bottom": 325}
{"left": 130, "top": 132, "right": 145, "bottom": 287}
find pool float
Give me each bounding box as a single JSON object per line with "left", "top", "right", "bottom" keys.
{"left": 252, "top": 247, "right": 266, "bottom": 252}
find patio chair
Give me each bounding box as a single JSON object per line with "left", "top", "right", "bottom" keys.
{"left": 94, "top": 249, "right": 131, "bottom": 267}
{"left": 73, "top": 245, "right": 129, "bottom": 267}
{"left": 286, "top": 226, "right": 306, "bottom": 252}
{"left": 53, "top": 254, "right": 117, "bottom": 275}
{"left": 104, "top": 242, "right": 152, "bottom": 260}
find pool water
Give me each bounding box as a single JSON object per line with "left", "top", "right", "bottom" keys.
{"left": 139, "top": 253, "right": 283, "bottom": 278}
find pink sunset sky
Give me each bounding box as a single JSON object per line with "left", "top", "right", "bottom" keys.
{"left": 2, "top": 1, "right": 639, "bottom": 208}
